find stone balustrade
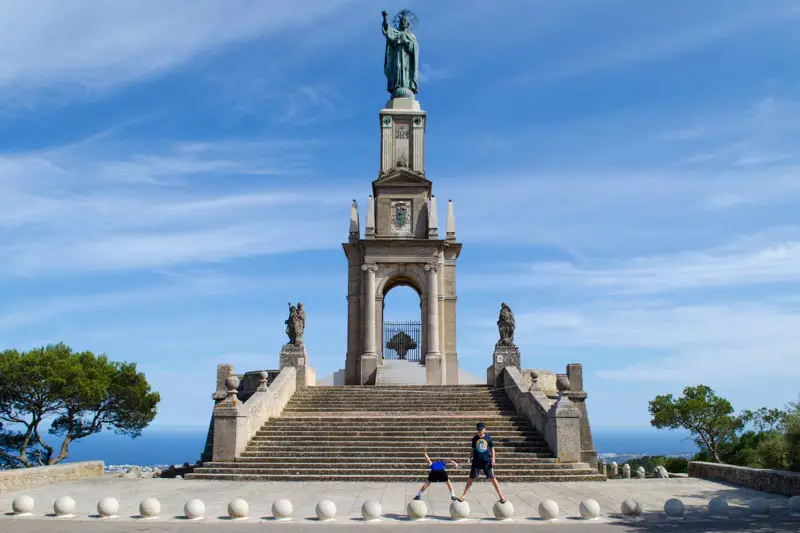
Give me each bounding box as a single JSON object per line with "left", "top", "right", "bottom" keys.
{"left": 502, "top": 366, "right": 583, "bottom": 465}
{"left": 212, "top": 366, "right": 298, "bottom": 462}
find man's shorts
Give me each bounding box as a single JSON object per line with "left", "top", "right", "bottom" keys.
{"left": 469, "top": 462, "right": 495, "bottom": 479}
{"left": 428, "top": 470, "right": 449, "bottom": 482}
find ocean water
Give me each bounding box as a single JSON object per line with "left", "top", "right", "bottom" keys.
{"left": 61, "top": 427, "right": 698, "bottom": 467}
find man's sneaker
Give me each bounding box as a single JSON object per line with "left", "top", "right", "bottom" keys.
{"left": 499, "top": 498, "right": 507, "bottom": 504}
{"left": 413, "top": 495, "right": 422, "bottom": 501}
{"left": 450, "top": 496, "right": 458, "bottom": 501}
{"left": 457, "top": 497, "right": 465, "bottom": 502}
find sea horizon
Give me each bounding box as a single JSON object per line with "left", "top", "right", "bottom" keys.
{"left": 58, "top": 426, "right": 699, "bottom": 467}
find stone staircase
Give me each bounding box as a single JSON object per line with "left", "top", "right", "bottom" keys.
{"left": 188, "top": 385, "right": 604, "bottom": 482}
{"left": 375, "top": 359, "right": 426, "bottom": 385}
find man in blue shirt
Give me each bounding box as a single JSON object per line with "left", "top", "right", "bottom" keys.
{"left": 413, "top": 448, "right": 459, "bottom": 501}
{"left": 458, "top": 421, "right": 507, "bottom": 503}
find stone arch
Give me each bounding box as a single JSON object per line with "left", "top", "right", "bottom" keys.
{"left": 376, "top": 264, "right": 428, "bottom": 363}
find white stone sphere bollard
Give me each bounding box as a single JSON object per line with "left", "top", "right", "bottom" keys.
{"left": 664, "top": 498, "right": 685, "bottom": 520}
{"left": 708, "top": 496, "right": 729, "bottom": 519}
{"left": 620, "top": 498, "right": 642, "bottom": 517}
{"left": 53, "top": 496, "right": 76, "bottom": 517}
{"left": 406, "top": 499, "right": 427, "bottom": 520}
{"left": 97, "top": 497, "right": 119, "bottom": 519}
{"left": 579, "top": 498, "right": 601, "bottom": 519}
{"left": 450, "top": 499, "right": 470, "bottom": 520}
{"left": 272, "top": 499, "right": 293, "bottom": 520}
{"left": 139, "top": 498, "right": 161, "bottom": 519}
{"left": 492, "top": 499, "right": 514, "bottom": 520}
{"left": 184, "top": 498, "right": 205, "bottom": 520}
{"left": 12, "top": 495, "right": 35, "bottom": 515}
{"left": 315, "top": 499, "right": 336, "bottom": 521}
{"left": 789, "top": 495, "right": 800, "bottom": 517}
{"left": 538, "top": 499, "right": 560, "bottom": 520}
{"left": 749, "top": 497, "right": 770, "bottom": 518}
{"left": 361, "top": 500, "right": 382, "bottom": 521}
{"left": 227, "top": 498, "right": 249, "bottom": 520}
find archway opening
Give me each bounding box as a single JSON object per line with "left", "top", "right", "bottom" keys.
{"left": 382, "top": 281, "right": 423, "bottom": 363}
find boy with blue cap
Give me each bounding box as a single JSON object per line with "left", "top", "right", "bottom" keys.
{"left": 458, "top": 421, "right": 507, "bottom": 503}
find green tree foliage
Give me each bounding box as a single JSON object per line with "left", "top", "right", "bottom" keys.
{"left": 648, "top": 385, "right": 744, "bottom": 463}
{"left": 0, "top": 343, "right": 160, "bottom": 468}
{"left": 650, "top": 386, "right": 799, "bottom": 472}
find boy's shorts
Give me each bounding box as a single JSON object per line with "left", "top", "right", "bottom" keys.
{"left": 428, "top": 470, "right": 449, "bottom": 482}
{"left": 469, "top": 462, "right": 495, "bottom": 479}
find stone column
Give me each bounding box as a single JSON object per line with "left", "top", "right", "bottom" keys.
{"left": 360, "top": 263, "right": 379, "bottom": 384}
{"left": 424, "top": 263, "right": 443, "bottom": 385}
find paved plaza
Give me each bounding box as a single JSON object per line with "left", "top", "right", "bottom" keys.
{"left": 1, "top": 477, "right": 796, "bottom": 531}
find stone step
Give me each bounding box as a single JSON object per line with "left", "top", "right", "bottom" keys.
{"left": 235, "top": 451, "right": 556, "bottom": 459}
{"left": 186, "top": 473, "right": 607, "bottom": 482}
{"left": 243, "top": 446, "right": 553, "bottom": 455}
{"left": 222, "top": 451, "right": 564, "bottom": 468}
{"left": 204, "top": 460, "right": 578, "bottom": 469}
{"left": 247, "top": 436, "right": 546, "bottom": 445}
{"left": 193, "top": 467, "right": 587, "bottom": 476}
{"left": 282, "top": 405, "right": 511, "bottom": 414}
{"left": 268, "top": 414, "right": 525, "bottom": 421}
{"left": 253, "top": 428, "right": 545, "bottom": 443}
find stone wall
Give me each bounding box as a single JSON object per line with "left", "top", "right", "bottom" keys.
{"left": 0, "top": 461, "right": 104, "bottom": 492}
{"left": 689, "top": 461, "right": 800, "bottom": 497}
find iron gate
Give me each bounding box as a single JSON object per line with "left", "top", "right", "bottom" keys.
{"left": 383, "top": 320, "right": 422, "bottom": 362}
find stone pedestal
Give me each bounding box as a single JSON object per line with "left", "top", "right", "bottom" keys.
{"left": 487, "top": 343, "right": 521, "bottom": 387}
{"left": 280, "top": 343, "right": 313, "bottom": 389}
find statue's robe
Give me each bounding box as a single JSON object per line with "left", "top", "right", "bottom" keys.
{"left": 383, "top": 25, "right": 418, "bottom": 95}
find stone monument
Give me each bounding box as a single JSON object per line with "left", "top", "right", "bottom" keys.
{"left": 343, "top": 10, "right": 462, "bottom": 385}
{"left": 280, "top": 301, "right": 312, "bottom": 389}
{"left": 487, "top": 303, "right": 521, "bottom": 387}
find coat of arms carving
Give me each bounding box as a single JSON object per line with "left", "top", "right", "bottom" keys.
{"left": 393, "top": 201, "right": 410, "bottom": 229}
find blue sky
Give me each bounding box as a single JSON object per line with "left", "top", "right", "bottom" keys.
{"left": 2, "top": 0, "right": 799, "bottom": 431}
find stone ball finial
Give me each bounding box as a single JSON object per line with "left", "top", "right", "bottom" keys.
{"left": 272, "top": 499, "right": 293, "bottom": 520}
{"left": 53, "top": 496, "right": 76, "bottom": 517}
{"left": 449, "top": 499, "right": 470, "bottom": 520}
{"left": 361, "top": 500, "right": 382, "bottom": 521}
{"left": 406, "top": 499, "right": 427, "bottom": 520}
{"left": 538, "top": 499, "right": 559, "bottom": 520}
{"left": 664, "top": 498, "right": 685, "bottom": 520}
{"left": 556, "top": 375, "right": 571, "bottom": 393}
{"left": 225, "top": 376, "right": 239, "bottom": 393}
{"left": 315, "top": 500, "right": 337, "bottom": 521}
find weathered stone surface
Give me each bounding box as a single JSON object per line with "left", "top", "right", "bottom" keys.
{"left": 689, "top": 461, "right": 800, "bottom": 497}
{"left": 0, "top": 461, "right": 103, "bottom": 492}
{"left": 487, "top": 344, "right": 520, "bottom": 388}
{"left": 653, "top": 465, "right": 669, "bottom": 478}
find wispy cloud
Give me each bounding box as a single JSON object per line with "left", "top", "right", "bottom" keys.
{"left": 0, "top": 0, "right": 352, "bottom": 100}
{"left": 0, "top": 135, "right": 351, "bottom": 276}
{"left": 469, "top": 231, "right": 800, "bottom": 295}
{"left": 509, "top": 3, "right": 800, "bottom": 86}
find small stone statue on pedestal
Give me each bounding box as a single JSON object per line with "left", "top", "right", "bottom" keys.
{"left": 285, "top": 302, "right": 306, "bottom": 345}
{"left": 496, "top": 302, "right": 515, "bottom": 347}
{"left": 280, "top": 302, "right": 312, "bottom": 388}
{"left": 488, "top": 303, "right": 521, "bottom": 387}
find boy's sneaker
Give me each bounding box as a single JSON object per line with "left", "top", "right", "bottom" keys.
{"left": 413, "top": 495, "right": 422, "bottom": 501}
{"left": 450, "top": 496, "right": 458, "bottom": 501}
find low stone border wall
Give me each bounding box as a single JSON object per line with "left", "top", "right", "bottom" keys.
{"left": 689, "top": 461, "right": 800, "bottom": 497}
{"left": 0, "top": 461, "right": 104, "bottom": 492}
